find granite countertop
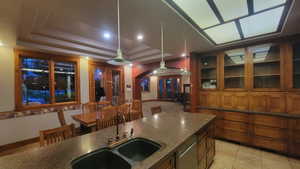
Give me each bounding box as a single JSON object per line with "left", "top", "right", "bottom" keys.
{"left": 0, "top": 112, "right": 216, "bottom": 169}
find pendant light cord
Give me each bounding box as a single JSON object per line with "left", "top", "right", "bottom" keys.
{"left": 184, "top": 39, "right": 187, "bottom": 70}
{"left": 117, "top": 0, "right": 121, "bottom": 50}
{"left": 161, "top": 23, "right": 164, "bottom": 62}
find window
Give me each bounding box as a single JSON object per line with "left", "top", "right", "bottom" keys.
{"left": 94, "top": 68, "right": 105, "bottom": 102}
{"left": 140, "top": 77, "right": 150, "bottom": 92}
{"left": 16, "top": 50, "right": 80, "bottom": 109}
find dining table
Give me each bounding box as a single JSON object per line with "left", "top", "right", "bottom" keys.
{"left": 72, "top": 112, "right": 100, "bottom": 132}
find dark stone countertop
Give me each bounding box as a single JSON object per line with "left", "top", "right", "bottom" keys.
{"left": 0, "top": 112, "right": 216, "bottom": 169}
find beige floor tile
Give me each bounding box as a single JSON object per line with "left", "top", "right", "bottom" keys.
{"left": 262, "top": 151, "right": 289, "bottom": 162}
{"left": 234, "top": 149, "right": 263, "bottom": 169}
{"left": 289, "top": 158, "right": 300, "bottom": 169}
{"left": 262, "top": 158, "right": 291, "bottom": 169}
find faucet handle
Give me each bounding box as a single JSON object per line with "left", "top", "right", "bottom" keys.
{"left": 107, "top": 138, "right": 113, "bottom": 145}
{"left": 130, "top": 128, "right": 134, "bottom": 137}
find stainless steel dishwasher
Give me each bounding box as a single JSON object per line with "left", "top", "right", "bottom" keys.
{"left": 176, "top": 135, "right": 198, "bottom": 169}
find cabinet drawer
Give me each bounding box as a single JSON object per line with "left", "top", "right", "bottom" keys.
{"left": 220, "top": 129, "right": 250, "bottom": 144}
{"left": 253, "top": 136, "right": 287, "bottom": 153}
{"left": 290, "top": 142, "right": 300, "bottom": 157}
{"left": 253, "top": 114, "right": 288, "bottom": 128}
{"left": 254, "top": 125, "right": 287, "bottom": 140}
{"left": 220, "top": 120, "right": 249, "bottom": 133}
{"left": 223, "top": 111, "right": 249, "bottom": 123}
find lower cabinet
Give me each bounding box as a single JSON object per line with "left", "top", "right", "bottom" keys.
{"left": 153, "top": 156, "right": 175, "bottom": 169}
{"left": 197, "top": 122, "right": 215, "bottom": 169}
{"left": 200, "top": 108, "right": 300, "bottom": 157}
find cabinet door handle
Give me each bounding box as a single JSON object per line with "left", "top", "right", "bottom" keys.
{"left": 179, "top": 142, "right": 197, "bottom": 158}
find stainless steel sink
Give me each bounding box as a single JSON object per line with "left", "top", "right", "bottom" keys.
{"left": 71, "top": 138, "right": 161, "bottom": 169}
{"left": 71, "top": 148, "right": 131, "bottom": 169}
{"left": 116, "top": 138, "right": 161, "bottom": 162}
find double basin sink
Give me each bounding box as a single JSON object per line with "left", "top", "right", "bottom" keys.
{"left": 71, "top": 138, "right": 161, "bottom": 169}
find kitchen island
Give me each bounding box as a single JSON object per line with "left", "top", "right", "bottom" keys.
{"left": 0, "top": 112, "right": 216, "bottom": 169}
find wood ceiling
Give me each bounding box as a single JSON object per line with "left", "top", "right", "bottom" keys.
{"left": 1, "top": 0, "right": 300, "bottom": 63}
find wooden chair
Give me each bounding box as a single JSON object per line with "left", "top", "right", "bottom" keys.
{"left": 57, "top": 110, "right": 67, "bottom": 126}
{"left": 151, "top": 106, "right": 162, "bottom": 115}
{"left": 118, "top": 103, "right": 131, "bottom": 122}
{"left": 131, "top": 100, "right": 143, "bottom": 120}
{"left": 96, "top": 106, "right": 117, "bottom": 130}
{"left": 82, "top": 102, "right": 97, "bottom": 113}
{"left": 39, "top": 124, "right": 75, "bottom": 147}
{"left": 97, "top": 101, "right": 111, "bottom": 112}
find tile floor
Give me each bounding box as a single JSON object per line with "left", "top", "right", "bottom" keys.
{"left": 212, "top": 140, "right": 300, "bottom": 169}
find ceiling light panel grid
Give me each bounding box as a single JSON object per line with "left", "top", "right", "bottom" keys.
{"left": 165, "top": 0, "right": 293, "bottom": 45}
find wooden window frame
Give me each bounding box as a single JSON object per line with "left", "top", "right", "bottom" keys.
{"left": 14, "top": 49, "right": 81, "bottom": 111}
{"left": 157, "top": 75, "right": 182, "bottom": 99}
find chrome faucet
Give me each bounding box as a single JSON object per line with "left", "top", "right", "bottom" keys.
{"left": 116, "top": 112, "right": 126, "bottom": 140}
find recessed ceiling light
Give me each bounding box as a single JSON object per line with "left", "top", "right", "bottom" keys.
{"left": 0, "top": 41, "right": 3, "bottom": 46}
{"left": 153, "top": 70, "right": 157, "bottom": 74}
{"left": 137, "top": 34, "right": 144, "bottom": 41}
{"left": 129, "top": 63, "right": 133, "bottom": 67}
{"left": 103, "top": 32, "right": 111, "bottom": 39}
{"left": 85, "top": 56, "right": 89, "bottom": 60}
{"left": 181, "top": 53, "right": 186, "bottom": 57}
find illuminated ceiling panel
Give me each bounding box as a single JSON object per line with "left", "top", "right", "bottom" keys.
{"left": 173, "top": 0, "right": 219, "bottom": 28}
{"left": 240, "top": 7, "right": 284, "bottom": 38}
{"left": 214, "top": 0, "right": 249, "bottom": 21}
{"left": 204, "top": 22, "right": 241, "bottom": 44}
{"left": 253, "top": 0, "right": 286, "bottom": 12}
{"left": 165, "top": 0, "right": 291, "bottom": 45}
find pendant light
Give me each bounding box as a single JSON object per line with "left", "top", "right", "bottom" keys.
{"left": 181, "top": 39, "right": 191, "bottom": 76}
{"left": 152, "top": 24, "right": 182, "bottom": 76}
{"left": 107, "top": 0, "right": 131, "bottom": 66}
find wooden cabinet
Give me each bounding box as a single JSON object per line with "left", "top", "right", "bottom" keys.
{"left": 252, "top": 114, "right": 288, "bottom": 128}
{"left": 223, "top": 48, "right": 246, "bottom": 89}
{"left": 249, "top": 93, "right": 267, "bottom": 112}
{"left": 199, "top": 92, "right": 220, "bottom": 108}
{"left": 250, "top": 93, "right": 286, "bottom": 113}
{"left": 253, "top": 136, "right": 287, "bottom": 153}
{"left": 153, "top": 156, "right": 174, "bottom": 169}
{"left": 250, "top": 44, "right": 281, "bottom": 89}
{"left": 200, "top": 55, "right": 218, "bottom": 89}
{"left": 197, "top": 122, "right": 215, "bottom": 169}
{"left": 287, "top": 93, "right": 300, "bottom": 114}
{"left": 223, "top": 111, "right": 249, "bottom": 123}
{"left": 292, "top": 42, "right": 300, "bottom": 88}
{"left": 221, "top": 92, "right": 249, "bottom": 110}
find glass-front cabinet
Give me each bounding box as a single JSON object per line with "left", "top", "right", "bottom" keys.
{"left": 200, "top": 55, "right": 217, "bottom": 89}
{"left": 293, "top": 42, "right": 300, "bottom": 88}
{"left": 224, "top": 49, "right": 245, "bottom": 89}
{"left": 250, "top": 44, "right": 281, "bottom": 89}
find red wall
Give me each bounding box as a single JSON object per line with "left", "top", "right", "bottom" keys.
{"left": 132, "top": 58, "right": 190, "bottom": 99}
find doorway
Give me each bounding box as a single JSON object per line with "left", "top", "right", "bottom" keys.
{"left": 158, "top": 76, "right": 181, "bottom": 100}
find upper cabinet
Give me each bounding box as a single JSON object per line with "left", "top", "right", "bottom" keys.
{"left": 250, "top": 44, "right": 281, "bottom": 89}
{"left": 223, "top": 49, "right": 246, "bottom": 89}
{"left": 292, "top": 42, "right": 300, "bottom": 89}
{"left": 200, "top": 55, "right": 218, "bottom": 89}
